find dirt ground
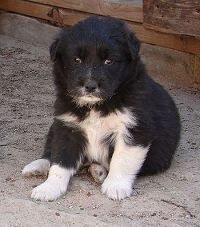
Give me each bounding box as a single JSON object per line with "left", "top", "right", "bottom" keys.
{"left": 0, "top": 33, "right": 200, "bottom": 227}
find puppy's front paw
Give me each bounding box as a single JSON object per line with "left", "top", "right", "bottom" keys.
{"left": 31, "top": 181, "right": 65, "bottom": 201}
{"left": 101, "top": 177, "right": 132, "bottom": 200}
{"left": 22, "top": 159, "right": 50, "bottom": 177}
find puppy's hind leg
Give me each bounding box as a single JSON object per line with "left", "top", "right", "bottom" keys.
{"left": 22, "top": 124, "right": 54, "bottom": 177}
{"left": 22, "top": 159, "right": 50, "bottom": 177}
{"left": 89, "top": 163, "right": 107, "bottom": 183}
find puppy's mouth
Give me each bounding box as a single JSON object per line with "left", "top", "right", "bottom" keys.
{"left": 78, "top": 95, "right": 102, "bottom": 106}
{"left": 72, "top": 88, "right": 103, "bottom": 107}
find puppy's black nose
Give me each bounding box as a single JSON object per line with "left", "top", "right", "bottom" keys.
{"left": 84, "top": 81, "right": 98, "bottom": 93}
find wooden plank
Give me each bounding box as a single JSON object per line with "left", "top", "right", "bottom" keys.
{"left": 28, "top": 0, "right": 143, "bottom": 23}
{"left": 128, "top": 24, "right": 200, "bottom": 56}
{"left": 0, "top": 0, "right": 89, "bottom": 26}
{"left": 1, "top": 0, "right": 200, "bottom": 55}
{"left": 144, "top": 0, "right": 200, "bottom": 38}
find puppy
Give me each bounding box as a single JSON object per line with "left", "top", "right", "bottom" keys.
{"left": 22, "top": 16, "right": 181, "bottom": 201}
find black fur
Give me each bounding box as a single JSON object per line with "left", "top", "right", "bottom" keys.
{"left": 43, "top": 16, "right": 180, "bottom": 176}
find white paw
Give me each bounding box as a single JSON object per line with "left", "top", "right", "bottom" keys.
{"left": 89, "top": 163, "right": 107, "bottom": 183}
{"left": 31, "top": 181, "right": 65, "bottom": 201}
{"left": 101, "top": 177, "right": 133, "bottom": 200}
{"left": 22, "top": 159, "right": 50, "bottom": 177}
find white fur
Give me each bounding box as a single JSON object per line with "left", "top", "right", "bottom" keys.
{"left": 31, "top": 165, "right": 74, "bottom": 201}
{"left": 77, "top": 96, "right": 102, "bottom": 107}
{"left": 57, "top": 108, "right": 137, "bottom": 170}
{"left": 22, "top": 159, "right": 50, "bottom": 177}
{"left": 102, "top": 145, "right": 149, "bottom": 200}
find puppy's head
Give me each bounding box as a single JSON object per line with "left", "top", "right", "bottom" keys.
{"left": 50, "top": 16, "right": 140, "bottom": 106}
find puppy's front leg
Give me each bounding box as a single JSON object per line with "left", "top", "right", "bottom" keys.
{"left": 31, "top": 164, "right": 74, "bottom": 201}
{"left": 31, "top": 119, "right": 86, "bottom": 201}
{"left": 102, "top": 139, "right": 149, "bottom": 200}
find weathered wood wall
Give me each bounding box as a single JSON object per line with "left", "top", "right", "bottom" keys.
{"left": 143, "top": 0, "right": 200, "bottom": 88}
{"left": 0, "top": 0, "right": 200, "bottom": 88}
{"left": 0, "top": 0, "right": 200, "bottom": 55}
{"left": 32, "top": 0, "right": 143, "bottom": 23}
{"left": 143, "top": 0, "right": 200, "bottom": 37}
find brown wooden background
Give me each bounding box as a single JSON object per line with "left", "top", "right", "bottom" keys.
{"left": 0, "top": 0, "right": 200, "bottom": 86}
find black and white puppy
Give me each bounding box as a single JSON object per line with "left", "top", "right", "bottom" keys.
{"left": 22, "top": 16, "right": 181, "bottom": 201}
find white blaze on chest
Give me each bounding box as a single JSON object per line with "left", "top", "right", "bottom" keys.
{"left": 80, "top": 111, "right": 116, "bottom": 168}
{"left": 56, "top": 108, "right": 137, "bottom": 168}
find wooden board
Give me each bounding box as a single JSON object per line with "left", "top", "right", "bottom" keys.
{"left": 28, "top": 0, "right": 143, "bottom": 23}
{"left": 0, "top": 0, "right": 89, "bottom": 26}
{"left": 128, "top": 24, "right": 200, "bottom": 56}
{"left": 1, "top": 0, "right": 200, "bottom": 55}
{"left": 144, "top": 0, "right": 200, "bottom": 38}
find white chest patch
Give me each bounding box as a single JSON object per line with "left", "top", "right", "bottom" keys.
{"left": 57, "top": 108, "right": 136, "bottom": 169}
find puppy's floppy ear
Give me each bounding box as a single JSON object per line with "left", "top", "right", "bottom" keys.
{"left": 126, "top": 28, "right": 140, "bottom": 60}
{"left": 49, "top": 38, "right": 60, "bottom": 62}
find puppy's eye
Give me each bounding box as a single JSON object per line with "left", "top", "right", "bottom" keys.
{"left": 104, "top": 59, "right": 113, "bottom": 65}
{"left": 74, "top": 57, "right": 82, "bottom": 64}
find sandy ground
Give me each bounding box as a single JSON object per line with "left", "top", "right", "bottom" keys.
{"left": 0, "top": 34, "right": 200, "bottom": 227}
